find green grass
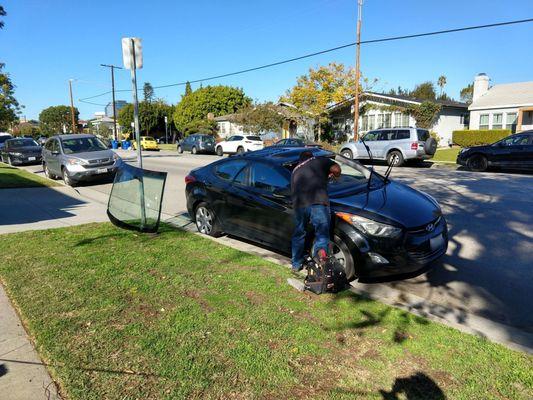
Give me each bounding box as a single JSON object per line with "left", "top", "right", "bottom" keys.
{"left": 158, "top": 143, "right": 177, "bottom": 151}
{"left": 0, "top": 223, "right": 531, "bottom": 399}
{"left": 432, "top": 147, "right": 461, "bottom": 163}
{"left": 0, "top": 162, "right": 59, "bottom": 188}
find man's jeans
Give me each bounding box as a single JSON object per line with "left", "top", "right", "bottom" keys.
{"left": 291, "top": 205, "right": 330, "bottom": 269}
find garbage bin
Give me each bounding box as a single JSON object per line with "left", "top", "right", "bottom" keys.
{"left": 121, "top": 140, "right": 130, "bottom": 150}
{"left": 111, "top": 140, "right": 119, "bottom": 149}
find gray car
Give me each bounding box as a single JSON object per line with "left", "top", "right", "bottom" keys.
{"left": 339, "top": 128, "right": 437, "bottom": 166}
{"left": 42, "top": 134, "right": 121, "bottom": 186}
{"left": 177, "top": 134, "right": 216, "bottom": 154}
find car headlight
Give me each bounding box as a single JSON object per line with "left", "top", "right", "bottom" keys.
{"left": 113, "top": 153, "right": 121, "bottom": 162}
{"left": 336, "top": 212, "right": 402, "bottom": 238}
{"left": 459, "top": 148, "right": 468, "bottom": 154}
{"left": 12, "top": 152, "right": 22, "bottom": 157}
{"left": 67, "top": 158, "right": 86, "bottom": 166}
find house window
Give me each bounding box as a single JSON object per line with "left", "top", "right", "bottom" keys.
{"left": 402, "top": 114, "right": 410, "bottom": 127}
{"left": 219, "top": 123, "right": 226, "bottom": 135}
{"left": 368, "top": 115, "right": 376, "bottom": 130}
{"left": 361, "top": 115, "right": 368, "bottom": 131}
{"left": 383, "top": 113, "right": 391, "bottom": 128}
{"left": 492, "top": 113, "right": 503, "bottom": 129}
{"left": 377, "top": 114, "right": 384, "bottom": 128}
{"left": 505, "top": 113, "right": 517, "bottom": 132}
{"left": 479, "top": 114, "right": 489, "bottom": 130}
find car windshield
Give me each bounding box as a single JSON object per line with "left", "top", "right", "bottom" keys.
{"left": 7, "top": 138, "right": 38, "bottom": 147}
{"left": 246, "top": 136, "right": 262, "bottom": 141}
{"left": 0, "top": 136, "right": 12, "bottom": 144}
{"left": 144, "top": 136, "right": 156, "bottom": 141}
{"left": 201, "top": 136, "right": 215, "bottom": 143}
{"left": 328, "top": 155, "right": 372, "bottom": 193}
{"left": 61, "top": 137, "right": 107, "bottom": 154}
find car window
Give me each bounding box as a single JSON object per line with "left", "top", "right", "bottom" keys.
{"left": 363, "top": 131, "right": 379, "bottom": 141}
{"left": 377, "top": 130, "right": 394, "bottom": 141}
{"left": 233, "top": 136, "right": 244, "bottom": 141}
{"left": 417, "top": 129, "right": 430, "bottom": 141}
{"left": 214, "top": 160, "right": 247, "bottom": 181}
{"left": 395, "top": 129, "right": 410, "bottom": 140}
{"left": 61, "top": 137, "right": 107, "bottom": 154}
{"left": 328, "top": 156, "right": 370, "bottom": 191}
{"left": 6, "top": 138, "right": 38, "bottom": 147}
{"left": 233, "top": 166, "right": 249, "bottom": 186}
{"left": 0, "top": 135, "right": 12, "bottom": 144}
{"left": 250, "top": 163, "right": 289, "bottom": 193}
{"left": 277, "top": 139, "right": 287, "bottom": 145}
{"left": 246, "top": 136, "right": 261, "bottom": 141}
{"left": 52, "top": 139, "right": 60, "bottom": 153}
{"left": 499, "top": 135, "right": 529, "bottom": 146}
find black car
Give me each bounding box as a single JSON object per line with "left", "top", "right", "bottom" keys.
{"left": 457, "top": 131, "right": 533, "bottom": 172}
{"left": 178, "top": 134, "right": 216, "bottom": 154}
{"left": 1, "top": 137, "right": 42, "bottom": 165}
{"left": 185, "top": 147, "right": 448, "bottom": 281}
{"left": 272, "top": 138, "right": 322, "bottom": 148}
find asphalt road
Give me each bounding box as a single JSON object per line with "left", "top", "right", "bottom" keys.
{"left": 21, "top": 150, "right": 533, "bottom": 346}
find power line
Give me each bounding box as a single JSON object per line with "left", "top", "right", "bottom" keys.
{"left": 78, "top": 17, "right": 533, "bottom": 104}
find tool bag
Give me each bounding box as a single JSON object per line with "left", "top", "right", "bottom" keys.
{"left": 303, "top": 256, "right": 348, "bottom": 294}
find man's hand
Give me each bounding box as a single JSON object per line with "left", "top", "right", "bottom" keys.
{"left": 329, "top": 163, "right": 341, "bottom": 180}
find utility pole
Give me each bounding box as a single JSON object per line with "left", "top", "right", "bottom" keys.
{"left": 68, "top": 79, "right": 76, "bottom": 133}
{"left": 164, "top": 116, "right": 168, "bottom": 144}
{"left": 353, "top": 0, "right": 363, "bottom": 140}
{"left": 100, "top": 64, "right": 123, "bottom": 141}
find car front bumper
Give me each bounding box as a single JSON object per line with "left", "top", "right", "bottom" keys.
{"left": 8, "top": 154, "right": 42, "bottom": 165}
{"left": 66, "top": 163, "right": 119, "bottom": 181}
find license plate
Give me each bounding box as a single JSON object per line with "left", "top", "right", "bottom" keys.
{"left": 96, "top": 168, "right": 108, "bottom": 174}
{"left": 28, "top": 157, "right": 36, "bottom": 161}
{"left": 430, "top": 234, "right": 444, "bottom": 251}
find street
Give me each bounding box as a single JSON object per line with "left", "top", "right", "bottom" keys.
{"left": 20, "top": 150, "right": 533, "bottom": 346}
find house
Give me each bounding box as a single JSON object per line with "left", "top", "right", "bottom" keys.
{"left": 328, "top": 92, "right": 469, "bottom": 145}
{"left": 213, "top": 113, "right": 246, "bottom": 138}
{"left": 468, "top": 73, "right": 533, "bottom": 132}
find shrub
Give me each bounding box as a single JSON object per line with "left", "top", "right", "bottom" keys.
{"left": 430, "top": 131, "right": 440, "bottom": 146}
{"left": 452, "top": 129, "right": 510, "bottom": 147}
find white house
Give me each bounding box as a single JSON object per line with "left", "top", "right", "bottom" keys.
{"left": 213, "top": 113, "right": 246, "bottom": 138}
{"left": 468, "top": 73, "right": 533, "bottom": 132}
{"left": 328, "top": 92, "right": 469, "bottom": 145}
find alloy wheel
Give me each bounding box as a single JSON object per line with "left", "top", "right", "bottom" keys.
{"left": 195, "top": 206, "right": 213, "bottom": 235}
{"left": 331, "top": 242, "right": 348, "bottom": 268}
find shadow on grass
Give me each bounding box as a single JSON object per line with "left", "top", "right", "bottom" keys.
{"left": 379, "top": 372, "right": 446, "bottom": 400}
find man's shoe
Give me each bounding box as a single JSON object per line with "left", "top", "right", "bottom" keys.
{"left": 291, "top": 265, "right": 304, "bottom": 276}
{"left": 317, "top": 249, "right": 328, "bottom": 263}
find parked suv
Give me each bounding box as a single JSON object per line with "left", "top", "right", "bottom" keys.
{"left": 340, "top": 128, "right": 437, "bottom": 166}
{"left": 216, "top": 135, "right": 264, "bottom": 156}
{"left": 42, "top": 134, "right": 121, "bottom": 186}
{"left": 178, "top": 134, "right": 216, "bottom": 154}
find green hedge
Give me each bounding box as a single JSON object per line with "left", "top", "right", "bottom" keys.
{"left": 452, "top": 129, "right": 511, "bottom": 147}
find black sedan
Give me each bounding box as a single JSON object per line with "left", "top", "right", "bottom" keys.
{"left": 457, "top": 131, "right": 533, "bottom": 172}
{"left": 0, "top": 138, "right": 43, "bottom": 165}
{"left": 272, "top": 138, "right": 322, "bottom": 148}
{"left": 185, "top": 147, "right": 448, "bottom": 281}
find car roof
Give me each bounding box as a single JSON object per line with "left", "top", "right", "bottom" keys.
{"left": 235, "top": 146, "right": 334, "bottom": 165}
{"left": 53, "top": 134, "right": 95, "bottom": 140}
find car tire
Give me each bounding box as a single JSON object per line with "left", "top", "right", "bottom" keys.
{"left": 61, "top": 167, "right": 77, "bottom": 187}
{"left": 177, "top": 145, "right": 183, "bottom": 154}
{"left": 194, "top": 202, "right": 222, "bottom": 237}
{"left": 216, "top": 146, "right": 223, "bottom": 156}
{"left": 387, "top": 150, "right": 404, "bottom": 167}
{"left": 466, "top": 154, "right": 488, "bottom": 172}
{"left": 192, "top": 146, "right": 197, "bottom": 155}
{"left": 237, "top": 146, "right": 245, "bottom": 154}
{"left": 43, "top": 163, "right": 55, "bottom": 179}
{"left": 340, "top": 148, "right": 353, "bottom": 159}
{"left": 331, "top": 234, "right": 356, "bottom": 281}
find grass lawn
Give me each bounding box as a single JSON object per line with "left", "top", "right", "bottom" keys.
{"left": 432, "top": 147, "right": 461, "bottom": 163}
{"left": 0, "top": 224, "right": 531, "bottom": 399}
{"left": 159, "top": 143, "right": 177, "bottom": 151}
{"left": 0, "top": 162, "right": 59, "bottom": 188}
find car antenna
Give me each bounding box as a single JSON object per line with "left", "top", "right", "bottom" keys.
{"left": 359, "top": 134, "right": 374, "bottom": 189}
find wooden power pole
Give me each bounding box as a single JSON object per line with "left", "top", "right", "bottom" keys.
{"left": 353, "top": 0, "right": 363, "bottom": 140}
{"left": 68, "top": 79, "right": 76, "bottom": 133}
{"left": 101, "top": 64, "right": 123, "bottom": 141}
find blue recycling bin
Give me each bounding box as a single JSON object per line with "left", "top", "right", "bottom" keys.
{"left": 121, "top": 140, "right": 130, "bottom": 150}
{"left": 111, "top": 140, "right": 119, "bottom": 149}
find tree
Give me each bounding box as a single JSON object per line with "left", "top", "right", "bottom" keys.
{"left": 117, "top": 100, "right": 173, "bottom": 136}
{"left": 232, "top": 102, "right": 285, "bottom": 134}
{"left": 0, "top": 63, "right": 21, "bottom": 130}
{"left": 0, "top": 5, "right": 6, "bottom": 29}
{"left": 437, "top": 75, "right": 447, "bottom": 96}
{"left": 460, "top": 83, "right": 474, "bottom": 104}
{"left": 184, "top": 81, "right": 192, "bottom": 96}
{"left": 407, "top": 101, "right": 441, "bottom": 129}
{"left": 173, "top": 85, "right": 250, "bottom": 134}
{"left": 409, "top": 82, "right": 436, "bottom": 101}
{"left": 39, "top": 105, "right": 79, "bottom": 135}
{"left": 182, "top": 119, "right": 217, "bottom": 136}
{"left": 143, "top": 82, "right": 154, "bottom": 102}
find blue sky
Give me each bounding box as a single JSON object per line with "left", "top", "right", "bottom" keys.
{"left": 2, "top": 0, "right": 533, "bottom": 120}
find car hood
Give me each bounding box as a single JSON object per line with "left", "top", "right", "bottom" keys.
{"left": 68, "top": 150, "right": 115, "bottom": 162}
{"left": 9, "top": 146, "right": 42, "bottom": 153}
{"left": 330, "top": 181, "right": 441, "bottom": 229}
{"left": 463, "top": 144, "right": 491, "bottom": 153}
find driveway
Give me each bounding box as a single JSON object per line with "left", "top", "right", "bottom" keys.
{"left": 19, "top": 151, "right": 533, "bottom": 349}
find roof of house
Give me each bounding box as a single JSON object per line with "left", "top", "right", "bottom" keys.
{"left": 469, "top": 81, "right": 533, "bottom": 110}
{"left": 328, "top": 91, "right": 468, "bottom": 112}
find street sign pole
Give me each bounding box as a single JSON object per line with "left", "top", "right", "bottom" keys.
{"left": 164, "top": 116, "right": 168, "bottom": 144}
{"left": 130, "top": 41, "right": 142, "bottom": 169}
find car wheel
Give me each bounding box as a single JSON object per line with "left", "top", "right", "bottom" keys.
{"left": 387, "top": 150, "right": 404, "bottom": 167}
{"left": 237, "top": 146, "right": 244, "bottom": 154}
{"left": 62, "top": 167, "right": 77, "bottom": 187}
{"left": 194, "top": 202, "right": 222, "bottom": 237}
{"left": 341, "top": 148, "right": 353, "bottom": 159}
{"left": 43, "top": 163, "right": 55, "bottom": 179}
{"left": 192, "top": 146, "right": 197, "bottom": 155}
{"left": 177, "top": 145, "right": 183, "bottom": 154}
{"left": 331, "top": 234, "right": 356, "bottom": 281}
{"left": 466, "top": 154, "right": 488, "bottom": 172}
{"left": 216, "top": 146, "right": 223, "bottom": 156}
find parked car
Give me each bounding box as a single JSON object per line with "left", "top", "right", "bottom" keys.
{"left": 42, "top": 134, "right": 121, "bottom": 186}
{"left": 177, "top": 134, "right": 216, "bottom": 155}
{"left": 185, "top": 146, "right": 448, "bottom": 281}
{"left": 0, "top": 138, "right": 42, "bottom": 165}
{"left": 339, "top": 128, "right": 437, "bottom": 166}
{"left": 457, "top": 130, "right": 533, "bottom": 172}
{"left": 272, "top": 138, "right": 322, "bottom": 148}
{"left": 0, "top": 133, "right": 12, "bottom": 150}
{"left": 215, "top": 135, "right": 264, "bottom": 156}
{"left": 37, "top": 136, "right": 48, "bottom": 146}
{"left": 131, "top": 136, "right": 160, "bottom": 151}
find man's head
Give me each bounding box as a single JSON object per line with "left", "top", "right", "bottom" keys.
{"left": 299, "top": 150, "right": 313, "bottom": 162}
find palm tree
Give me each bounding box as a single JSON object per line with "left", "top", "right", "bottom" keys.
{"left": 437, "top": 75, "right": 447, "bottom": 97}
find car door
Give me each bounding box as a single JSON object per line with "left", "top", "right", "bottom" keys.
{"left": 357, "top": 131, "right": 379, "bottom": 159}
{"left": 45, "top": 139, "right": 61, "bottom": 174}
{"left": 491, "top": 134, "right": 529, "bottom": 168}
{"left": 373, "top": 130, "right": 394, "bottom": 159}
{"left": 181, "top": 136, "right": 191, "bottom": 151}
{"left": 229, "top": 136, "right": 244, "bottom": 153}
{"left": 525, "top": 134, "right": 533, "bottom": 169}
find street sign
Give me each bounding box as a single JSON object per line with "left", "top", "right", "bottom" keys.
{"left": 121, "top": 37, "right": 143, "bottom": 70}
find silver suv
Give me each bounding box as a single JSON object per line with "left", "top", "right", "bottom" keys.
{"left": 42, "top": 134, "right": 121, "bottom": 186}
{"left": 339, "top": 128, "right": 437, "bottom": 166}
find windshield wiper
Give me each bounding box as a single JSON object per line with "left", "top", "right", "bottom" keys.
{"left": 359, "top": 136, "right": 375, "bottom": 189}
